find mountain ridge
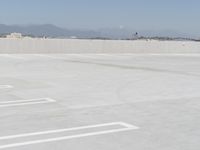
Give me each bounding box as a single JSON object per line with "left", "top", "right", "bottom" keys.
{"left": 0, "top": 24, "right": 198, "bottom": 39}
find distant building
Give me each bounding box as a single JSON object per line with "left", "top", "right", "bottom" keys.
{"left": 6, "top": 33, "right": 23, "bottom": 39}
{"left": 70, "top": 36, "right": 77, "bottom": 39}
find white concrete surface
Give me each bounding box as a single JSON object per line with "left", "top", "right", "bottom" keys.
{"left": 1, "top": 38, "right": 200, "bottom": 53}
{"left": 0, "top": 54, "right": 200, "bottom": 150}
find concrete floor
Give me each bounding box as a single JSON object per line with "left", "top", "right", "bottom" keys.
{"left": 0, "top": 54, "right": 200, "bottom": 150}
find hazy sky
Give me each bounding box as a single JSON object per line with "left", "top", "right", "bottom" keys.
{"left": 0, "top": 0, "right": 199, "bottom": 34}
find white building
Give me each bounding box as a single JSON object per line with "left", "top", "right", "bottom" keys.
{"left": 6, "top": 33, "right": 23, "bottom": 39}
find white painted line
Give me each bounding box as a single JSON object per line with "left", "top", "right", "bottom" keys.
{"left": 0, "top": 98, "right": 56, "bottom": 107}
{"left": 0, "top": 122, "right": 138, "bottom": 140}
{"left": 0, "top": 85, "right": 13, "bottom": 89}
{"left": 0, "top": 122, "right": 139, "bottom": 149}
{"left": 0, "top": 54, "right": 26, "bottom": 60}
{"left": 33, "top": 54, "right": 62, "bottom": 59}
{"left": 118, "top": 122, "right": 138, "bottom": 128}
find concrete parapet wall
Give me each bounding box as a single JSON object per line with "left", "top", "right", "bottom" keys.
{"left": 0, "top": 38, "right": 200, "bottom": 53}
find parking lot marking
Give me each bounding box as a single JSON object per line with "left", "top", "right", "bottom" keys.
{"left": 0, "top": 98, "right": 56, "bottom": 107}
{"left": 0, "top": 54, "right": 27, "bottom": 60}
{"left": 0, "top": 122, "right": 139, "bottom": 149}
{"left": 0, "top": 85, "right": 13, "bottom": 89}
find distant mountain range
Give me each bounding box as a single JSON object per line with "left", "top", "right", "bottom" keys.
{"left": 0, "top": 24, "right": 198, "bottom": 39}
{"left": 0, "top": 24, "right": 101, "bottom": 38}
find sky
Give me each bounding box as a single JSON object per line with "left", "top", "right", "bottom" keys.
{"left": 0, "top": 0, "right": 200, "bottom": 36}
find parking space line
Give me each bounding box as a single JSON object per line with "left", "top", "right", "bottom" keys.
{"left": 0, "top": 54, "right": 27, "bottom": 60}
{"left": 0, "top": 98, "right": 56, "bottom": 107}
{"left": 33, "top": 54, "right": 62, "bottom": 59}
{"left": 0, "top": 122, "right": 139, "bottom": 149}
{"left": 0, "top": 85, "right": 13, "bottom": 89}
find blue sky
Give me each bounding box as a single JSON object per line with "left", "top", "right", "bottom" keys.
{"left": 0, "top": 0, "right": 199, "bottom": 35}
